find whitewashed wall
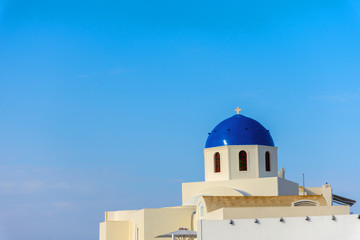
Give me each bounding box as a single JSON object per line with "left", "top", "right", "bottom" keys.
{"left": 198, "top": 214, "right": 360, "bottom": 240}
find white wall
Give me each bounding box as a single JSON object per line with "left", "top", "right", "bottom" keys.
{"left": 182, "top": 177, "right": 298, "bottom": 204}
{"left": 228, "top": 145, "right": 259, "bottom": 179}
{"left": 99, "top": 221, "right": 130, "bottom": 240}
{"left": 101, "top": 206, "right": 196, "bottom": 240}
{"left": 208, "top": 205, "right": 349, "bottom": 220}
{"left": 204, "top": 145, "right": 278, "bottom": 182}
{"left": 198, "top": 214, "right": 360, "bottom": 240}
{"left": 204, "top": 146, "right": 230, "bottom": 181}
{"left": 257, "top": 145, "right": 278, "bottom": 178}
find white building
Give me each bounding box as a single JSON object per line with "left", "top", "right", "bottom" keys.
{"left": 100, "top": 108, "right": 358, "bottom": 240}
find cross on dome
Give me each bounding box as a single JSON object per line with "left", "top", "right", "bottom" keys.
{"left": 234, "top": 107, "right": 242, "bottom": 114}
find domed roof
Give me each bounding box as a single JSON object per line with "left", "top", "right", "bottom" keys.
{"left": 205, "top": 114, "right": 274, "bottom": 148}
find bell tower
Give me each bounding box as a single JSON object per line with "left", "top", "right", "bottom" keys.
{"left": 204, "top": 145, "right": 278, "bottom": 181}
{"left": 203, "top": 108, "right": 278, "bottom": 181}
{"left": 181, "top": 108, "right": 299, "bottom": 205}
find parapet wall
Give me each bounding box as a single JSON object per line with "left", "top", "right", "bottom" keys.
{"left": 198, "top": 214, "right": 360, "bottom": 240}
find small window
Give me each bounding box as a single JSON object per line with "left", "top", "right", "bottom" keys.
{"left": 239, "top": 151, "right": 247, "bottom": 171}
{"left": 214, "top": 152, "right": 221, "bottom": 173}
{"left": 265, "top": 151, "right": 271, "bottom": 172}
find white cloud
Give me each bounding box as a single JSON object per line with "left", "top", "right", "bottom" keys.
{"left": 22, "top": 181, "right": 45, "bottom": 192}
{"left": 0, "top": 166, "right": 73, "bottom": 194}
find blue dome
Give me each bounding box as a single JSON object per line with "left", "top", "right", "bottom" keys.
{"left": 205, "top": 114, "right": 274, "bottom": 148}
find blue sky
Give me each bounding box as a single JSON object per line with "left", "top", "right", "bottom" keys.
{"left": 1, "top": 0, "right": 360, "bottom": 239}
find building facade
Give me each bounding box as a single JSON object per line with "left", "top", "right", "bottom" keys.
{"left": 99, "top": 110, "right": 357, "bottom": 240}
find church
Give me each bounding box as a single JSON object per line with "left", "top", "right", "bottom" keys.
{"left": 99, "top": 108, "right": 359, "bottom": 240}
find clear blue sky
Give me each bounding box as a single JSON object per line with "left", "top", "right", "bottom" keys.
{"left": 1, "top": 1, "right": 360, "bottom": 239}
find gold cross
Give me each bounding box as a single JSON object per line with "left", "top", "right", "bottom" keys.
{"left": 234, "top": 107, "right": 242, "bottom": 114}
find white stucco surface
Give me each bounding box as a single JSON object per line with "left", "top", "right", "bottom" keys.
{"left": 198, "top": 214, "right": 360, "bottom": 240}
{"left": 204, "top": 145, "right": 278, "bottom": 181}
{"left": 182, "top": 177, "right": 299, "bottom": 204}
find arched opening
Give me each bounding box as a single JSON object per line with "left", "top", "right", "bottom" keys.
{"left": 214, "top": 152, "right": 220, "bottom": 173}
{"left": 239, "top": 151, "right": 247, "bottom": 171}
{"left": 265, "top": 151, "right": 271, "bottom": 172}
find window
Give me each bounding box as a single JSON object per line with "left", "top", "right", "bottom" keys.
{"left": 214, "top": 152, "right": 221, "bottom": 172}
{"left": 293, "top": 200, "right": 319, "bottom": 207}
{"left": 265, "top": 151, "right": 271, "bottom": 172}
{"left": 239, "top": 151, "right": 247, "bottom": 171}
